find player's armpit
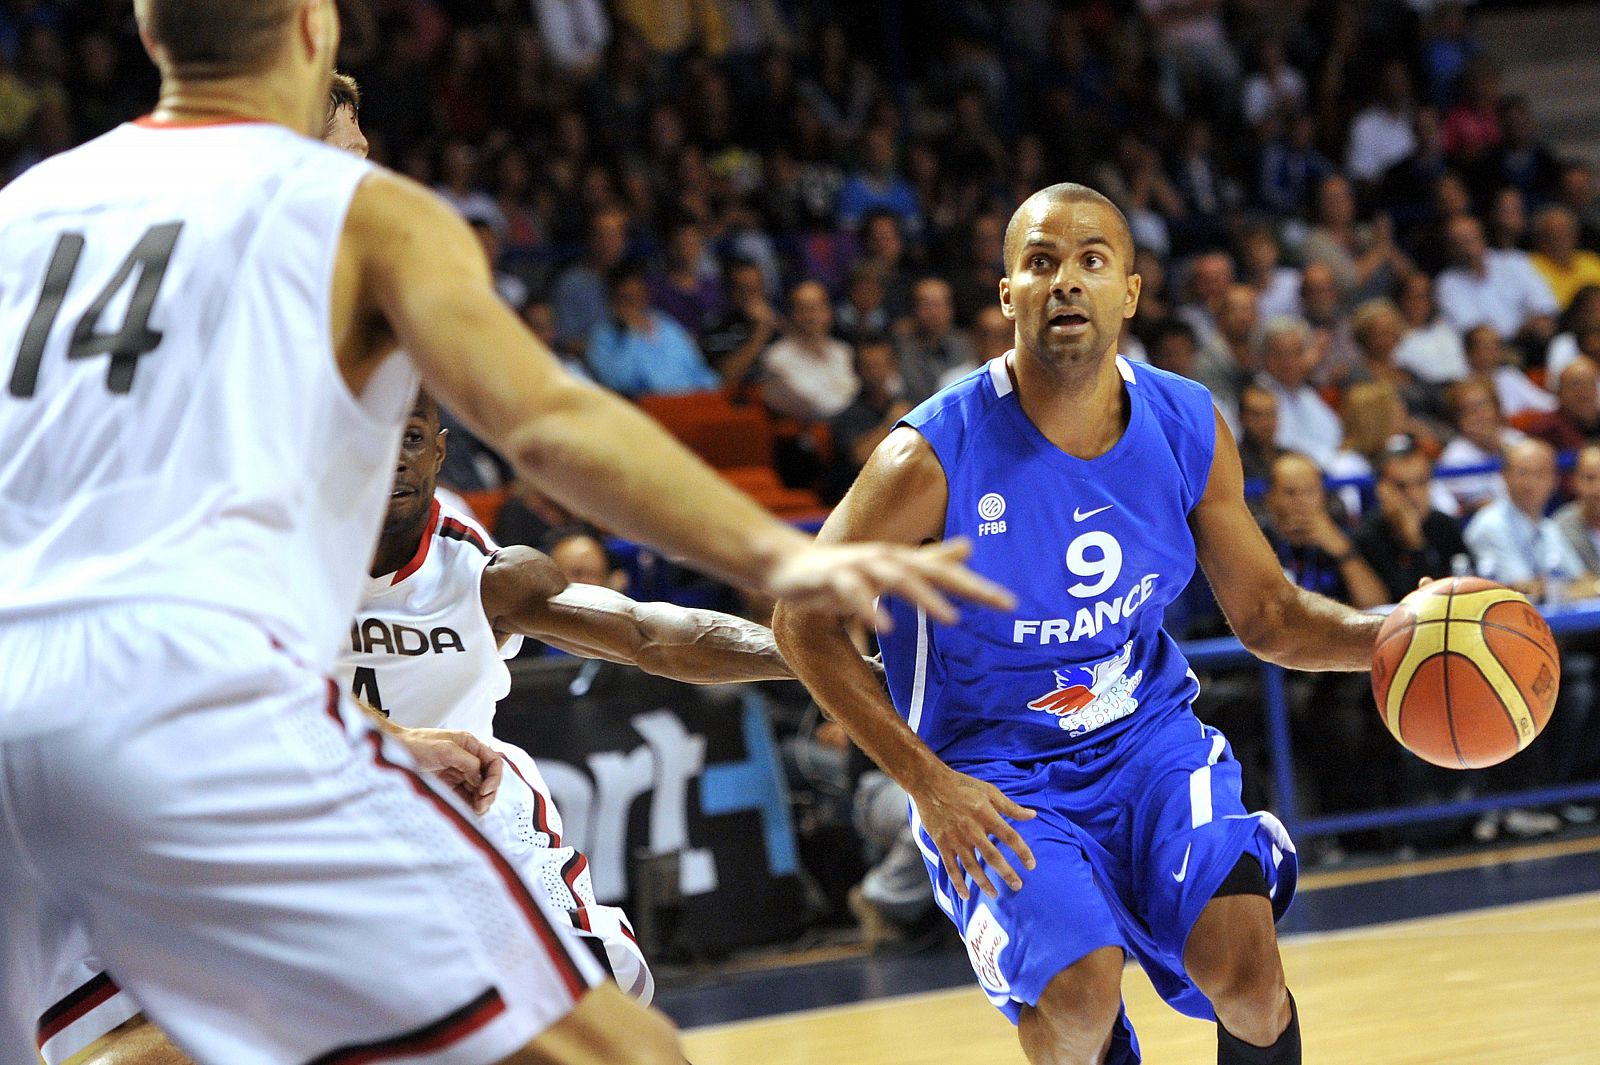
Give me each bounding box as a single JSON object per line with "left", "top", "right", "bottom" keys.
{"left": 1190, "top": 408, "right": 1382, "bottom": 671}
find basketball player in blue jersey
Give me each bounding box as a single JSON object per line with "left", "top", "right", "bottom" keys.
{"left": 776, "top": 183, "right": 1387, "bottom": 1065}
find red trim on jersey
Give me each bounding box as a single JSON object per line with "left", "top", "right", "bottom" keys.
{"left": 389, "top": 500, "right": 441, "bottom": 586}
{"left": 307, "top": 987, "right": 506, "bottom": 1065}
{"left": 320, "top": 682, "right": 589, "bottom": 1000}
{"left": 37, "top": 972, "right": 119, "bottom": 1047}
{"left": 573, "top": 906, "right": 594, "bottom": 933}
{"left": 504, "top": 754, "right": 562, "bottom": 847}
{"left": 132, "top": 115, "right": 268, "bottom": 129}
{"left": 618, "top": 919, "right": 638, "bottom": 945}
{"left": 438, "top": 517, "right": 491, "bottom": 556}
{"left": 560, "top": 851, "right": 590, "bottom": 902}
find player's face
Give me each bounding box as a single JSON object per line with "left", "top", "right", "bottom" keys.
{"left": 386, "top": 412, "right": 445, "bottom": 530}
{"left": 325, "top": 103, "right": 368, "bottom": 158}
{"left": 1000, "top": 199, "right": 1139, "bottom": 369}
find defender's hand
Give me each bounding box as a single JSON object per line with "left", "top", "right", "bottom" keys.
{"left": 393, "top": 727, "right": 504, "bottom": 815}
{"left": 915, "top": 768, "right": 1037, "bottom": 900}
{"left": 767, "top": 538, "right": 1016, "bottom": 632}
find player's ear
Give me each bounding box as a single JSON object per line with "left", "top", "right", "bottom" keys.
{"left": 433, "top": 428, "right": 448, "bottom": 474}
{"left": 998, "top": 276, "right": 1015, "bottom": 321}
{"left": 1123, "top": 270, "right": 1141, "bottom": 320}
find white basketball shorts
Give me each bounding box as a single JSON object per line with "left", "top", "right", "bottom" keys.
{"left": 0, "top": 602, "right": 605, "bottom": 1065}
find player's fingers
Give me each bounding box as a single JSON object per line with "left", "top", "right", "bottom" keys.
{"left": 909, "top": 544, "right": 1016, "bottom": 612}
{"left": 976, "top": 837, "right": 1023, "bottom": 893}
{"left": 830, "top": 566, "right": 883, "bottom": 632}
{"left": 961, "top": 844, "right": 1000, "bottom": 899}
{"left": 475, "top": 754, "right": 504, "bottom": 815}
{"left": 989, "top": 820, "right": 1036, "bottom": 872}
{"left": 864, "top": 555, "right": 958, "bottom": 625}
{"left": 939, "top": 845, "right": 971, "bottom": 901}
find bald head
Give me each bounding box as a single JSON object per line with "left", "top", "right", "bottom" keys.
{"left": 1504, "top": 437, "right": 1558, "bottom": 516}
{"left": 1004, "top": 183, "right": 1134, "bottom": 274}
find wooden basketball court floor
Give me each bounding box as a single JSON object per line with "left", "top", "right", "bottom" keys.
{"left": 674, "top": 835, "right": 1600, "bottom": 1064}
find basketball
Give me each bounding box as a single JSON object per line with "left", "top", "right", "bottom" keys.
{"left": 1371, "top": 577, "right": 1560, "bottom": 770}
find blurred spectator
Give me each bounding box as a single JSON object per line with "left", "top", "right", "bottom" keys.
{"left": 1258, "top": 110, "right": 1334, "bottom": 219}
{"left": 1435, "top": 214, "right": 1559, "bottom": 348}
{"left": 466, "top": 214, "right": 529, "bottom": 310}
{"left": 1480, "top": 95, "right": 1562, "bottom": 203}
{"left": 1441, "top": 58, "right": 1503, "bottom": 167}
{"left": 1297, "top": 261, "right": 1357, "bottom": 383}
{"left": 1423, "top": 1, "right": 1480, "bottom": 108}
{"left": 896, "top": 277, "right": 977, "bottom": 404}
{"left": 829, "top": 336, "right": 911, "bottom": 493}
{"left": 495, "top": 480, "right": 578, "bottom": 552}
{"left": 1393, "top": 270, "right": 1469, "bottom": 383}
{"left": 552, "top": 206, "right": 630, "bottom": 355}
{"left": 1197, "top": 284, "right": 1260, "bottom": 425}
{"left": 798, "top": 22, "right": 875, "bottom": 145}
{"left": 1379, "top": 106, "right": 1449, "bottom": 230}
{"left": 586, "top": 260, "right": 720, "bottom": 396}
{"left": 1325, "top": 380, "right": 1408, "bottom": 517}
{"left": 1463, "top": 324, "right": 1556, "bottom": 419}
{"left": 1407, "top": 171, "right": 1475, "bottom": 275}
{"left": 1348, "top": 299, "right": 1413, "bottom": 391}
{"left": 1355, "top": 441, "right": 1472, "bottom": 602}
{"left": 951, "top": 211, "right": 1007, "bottom": 327}
{"left": 1555, "top": 444, "right": 1600, "bottom": 575}
{"left": 614, "top": 0, "right": 728, "bottom": 58}
{"left": 1167, "top": 117, "right": 1240, "bottom": 253}
{"left": 1260, "top": 452, "right": 1388, "bottom": 609}
{"left": 1557, "top": 162, "right": 1600, "bottom": 251}
{"left": 1554, "top": 444, "right": 1600, "bottom": 575}
{"left": 1241, "top": 35, "right": 1307, "bottom": 131}
{"left": 1237, "top": 383, "right": 1284, "bottom": 484}
{"left": 1547, "top": 286, "right": 1600, "bottom": 385}
{"left": 1140, "top": 0, "right": 1241, "bottom": 120}
{"left": 1346, "top": 60, "right": 1418, "bottom": 186}
{"left": 1095, "top": 131, "right": 1181, "bottom": 255}
{"left": 857, "top": 210, "right": 913, "bottom": 322}
{"left": 1437, "top": 377, "right": 1523, "bottom": 515}
{"left": 435, "top": 141, "right": 502, "bottom": 230}
{"left": 1487, "top": 186, "right": 1529, "bottom": 252}
{"left": 700, "top": 258, "right": 778, "bottom": 386}
{"left": 761, "top": 281, "right": 859, "bottom": 421}
{"left": 1524, "top": 356, "right": 1600, "bottom": 454}
{"left": 1257, "top": 316, "right": 1341, "bottom": 466}
{"left": 835, "top": 261, "right": 892, "bottom": 344}
{"left": 1239, "top": 222, "right": 1300, "bottom": 321}
{"left": 836, "top": 124, "right": 921, "bottom": 236}
{"left": 1530, "top": 207, "right": 1600, "bottom": 312}
{"left": 534, "top": 0, "right": 611, "bottom": 79}
{"left": 1301, "top": 174, "right": 1412, "bottom": 305}
{"left": 1147, "top": 318, "right": 1201, "bottom": 381}
{"left": 1465, "top": 439, "right": 1590, "bottom": 604}
{"left": 972, "top": 305, "right": 1015, "bottom": 366}
{"left": 545, "top": 525, "right": 628, "bottom": 590}
{"left": 1175, "top": 249, "right": 1234, "bottom": 351}
{"left": 648, "top": 217, "right": 725, "bottom": 334}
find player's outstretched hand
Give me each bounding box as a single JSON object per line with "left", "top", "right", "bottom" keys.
{"left": 394, "top": 727, "right": 505, "bottom": 815}
{"left": 768, "top": 538, "right": 1016, "bottom": 632}
{"left": 915, "top": 767, "right": 1037, "bottom": 900}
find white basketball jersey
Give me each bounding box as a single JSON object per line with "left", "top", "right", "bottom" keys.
{"left": 339, "top": 499, "right": 523, "bottom": 737}
{"left": 0, "top": 120, "right": 417, "bottom": 681}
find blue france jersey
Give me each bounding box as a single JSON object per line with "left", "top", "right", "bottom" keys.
{"left": 879, "top": 355, "right": 1218, "bottom": 768}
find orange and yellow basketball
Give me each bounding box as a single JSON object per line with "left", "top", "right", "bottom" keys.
{"left": 1371, "top": 577, "right": 1560, "bottom": 769}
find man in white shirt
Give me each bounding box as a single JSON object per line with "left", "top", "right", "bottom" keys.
{"left": 761, "top": 280, "right": 860, "bottom": 420}
{"left": 1435, "top": 214, "right": 1559, "bottom": 347}
{"left": 1464, "top": 438, "right": 1591, "bottom": 602}
{"left": 1256, "top": 316, "right": 1343, "bottom": 466}
{"left": 1346, "top": 61, "right": 1416, "bottom": 184}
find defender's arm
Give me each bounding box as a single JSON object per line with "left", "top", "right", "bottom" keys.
{"left": 1192, "top": 409, "right": 1384, "bottom": 670}
{"left": 480, "top": 547, "right": 793, "bottom": 684}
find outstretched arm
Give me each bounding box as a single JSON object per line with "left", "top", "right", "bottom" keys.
{"left": 1192, "top": 408, "right": 1384, "bottom": 670}
{"left": 334, "top": 172, "right": 1013, "bottom": 630}
{"left": 774, "top": 428, "right": 1035, "bottom": 900}
{"left": 481, "top": 546, "right": 794, "bottom": 684}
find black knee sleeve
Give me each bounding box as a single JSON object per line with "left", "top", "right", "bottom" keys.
{"left": 1217, "top": 990, "right": 1299, "bottom": 1065}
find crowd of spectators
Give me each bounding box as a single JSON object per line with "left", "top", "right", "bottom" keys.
{"left": 17, "top": 0, "right": 1600, "bottom": 920}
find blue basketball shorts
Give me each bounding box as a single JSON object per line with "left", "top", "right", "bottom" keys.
{"left": 911, "top": 709, "right": 1297, "bottom": 1060}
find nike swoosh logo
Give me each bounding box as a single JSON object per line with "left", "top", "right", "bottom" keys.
{"left": 1073, "top": 504, "right": 1113, "bottom": 522}
{"left": 1173, "top": 844, "right": 1192, "bottom": 883}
